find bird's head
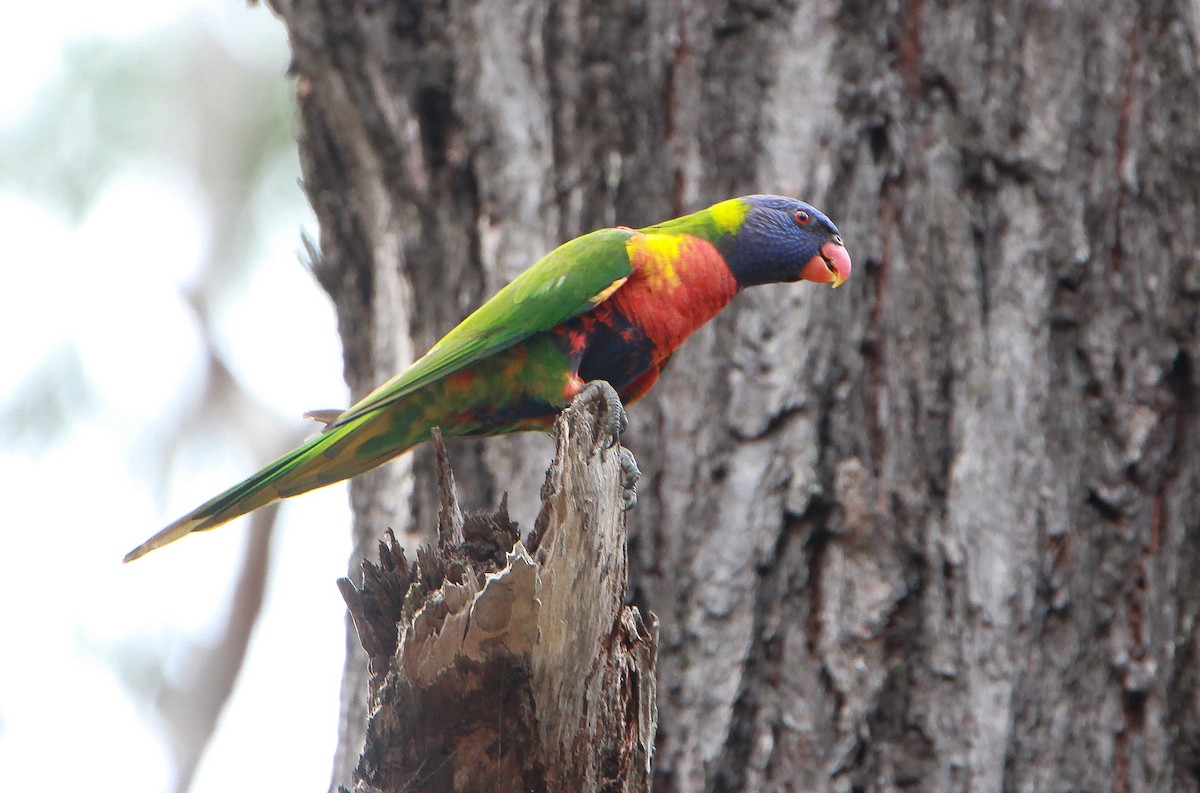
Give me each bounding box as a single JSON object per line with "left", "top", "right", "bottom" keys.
{"left": 718, "top": 195, "right": 851, "bottom": 289}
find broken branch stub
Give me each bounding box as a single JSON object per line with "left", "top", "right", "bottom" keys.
{"left": 337, "top": 391, "right": 658, "bottom": 793}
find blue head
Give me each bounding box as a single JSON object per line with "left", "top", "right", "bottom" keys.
{"left": 717, "top": 195, "right": 851, "bottom": 289}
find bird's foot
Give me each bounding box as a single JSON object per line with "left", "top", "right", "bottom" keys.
{"left": 571, "top": 380, "right": 637, "bottom": 508}
{"left": 303, "top": 408, "right": 343, "bottom": 428}
{"left": 619, "top": 447, "right": 641, "bottom": 511}
{"left": 574, "top": 379, "right": 628, "bottom": 451}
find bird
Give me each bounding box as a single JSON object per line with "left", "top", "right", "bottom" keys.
{"left": 123, "top": 194, "right": 851, "bottom": 562}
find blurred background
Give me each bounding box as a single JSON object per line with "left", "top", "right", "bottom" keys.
{"left": 0, "top": 2, "right": 352, "bottom": 790}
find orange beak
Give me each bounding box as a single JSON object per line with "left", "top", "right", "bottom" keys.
{"left": 800, "top": 239, "right": 852, "bottom": 288}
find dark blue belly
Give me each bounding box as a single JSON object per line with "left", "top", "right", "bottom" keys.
{"left": 575, "top": 310, "right": 655, "bottom": 394}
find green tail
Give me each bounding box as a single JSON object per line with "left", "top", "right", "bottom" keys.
{"left": 124, "top": 330, "right": 579, "bottom": 562}
{"left": 123, "top": 413, "right": 409, "bottom": 563}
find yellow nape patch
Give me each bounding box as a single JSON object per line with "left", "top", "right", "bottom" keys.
{"left": 709, "top": 198, "right": 749, "bottom": 234}
{"left": 629, "top": 233, "right": 684, "bottom": 289}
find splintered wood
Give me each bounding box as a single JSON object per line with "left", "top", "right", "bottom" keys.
{"left": 338, "top": 395, "right": 658, "bottom": 793}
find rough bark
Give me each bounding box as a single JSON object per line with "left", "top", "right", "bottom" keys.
{"left": 269, "top": 0, "right": 1200, "bottom": 791}
{"left": 337, "top": 397, "right": 656, "bottom": 793}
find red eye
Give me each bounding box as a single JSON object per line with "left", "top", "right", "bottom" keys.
{"left": 793, "top": 209, "right": 811, "bottom": 226}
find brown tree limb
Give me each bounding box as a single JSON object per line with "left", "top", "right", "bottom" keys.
{"left": 337, "top": 391, "right": 658, "bottom": 793}
{"left": 156, "top": 504, "right": 278, "bottom": 793}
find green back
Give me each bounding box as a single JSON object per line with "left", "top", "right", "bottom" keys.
{"left": 330, "top": 226, "right": 637, "bottom": 427}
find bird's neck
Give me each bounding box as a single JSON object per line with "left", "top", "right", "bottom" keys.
{"left": 639, "top": 201, "right": 747, "bottom": 247}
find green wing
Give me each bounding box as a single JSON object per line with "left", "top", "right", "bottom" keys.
{"left": 328, "top": 226, "right": 635, "bottom": 428}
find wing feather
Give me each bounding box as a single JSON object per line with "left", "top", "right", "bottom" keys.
{"left": 327, "top": 226, "right": 635, "bottom": 428}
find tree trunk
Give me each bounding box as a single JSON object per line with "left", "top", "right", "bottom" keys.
{"left": 269, "top": 0, "right": 1200, "bottom": 790}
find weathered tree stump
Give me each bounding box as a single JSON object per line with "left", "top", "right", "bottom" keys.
{"left": 337, "top": 391, "right": 658, "bottom": 793}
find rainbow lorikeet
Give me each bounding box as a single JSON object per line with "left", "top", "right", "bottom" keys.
{"left": 124, "top": 195, "right": 850, "bottom": 562}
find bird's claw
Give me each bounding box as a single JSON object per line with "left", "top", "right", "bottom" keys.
{"left": 303, "top": 408, "right": 344, "bottom": 428}
{"left": 576, "top": 380, "right": 627, "bottom": 451}
{"left": 572, "top": 380, "right": 637, "bottom": 508}
{"left": 619, "top": 447, "right": 640, "bottom": 511}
